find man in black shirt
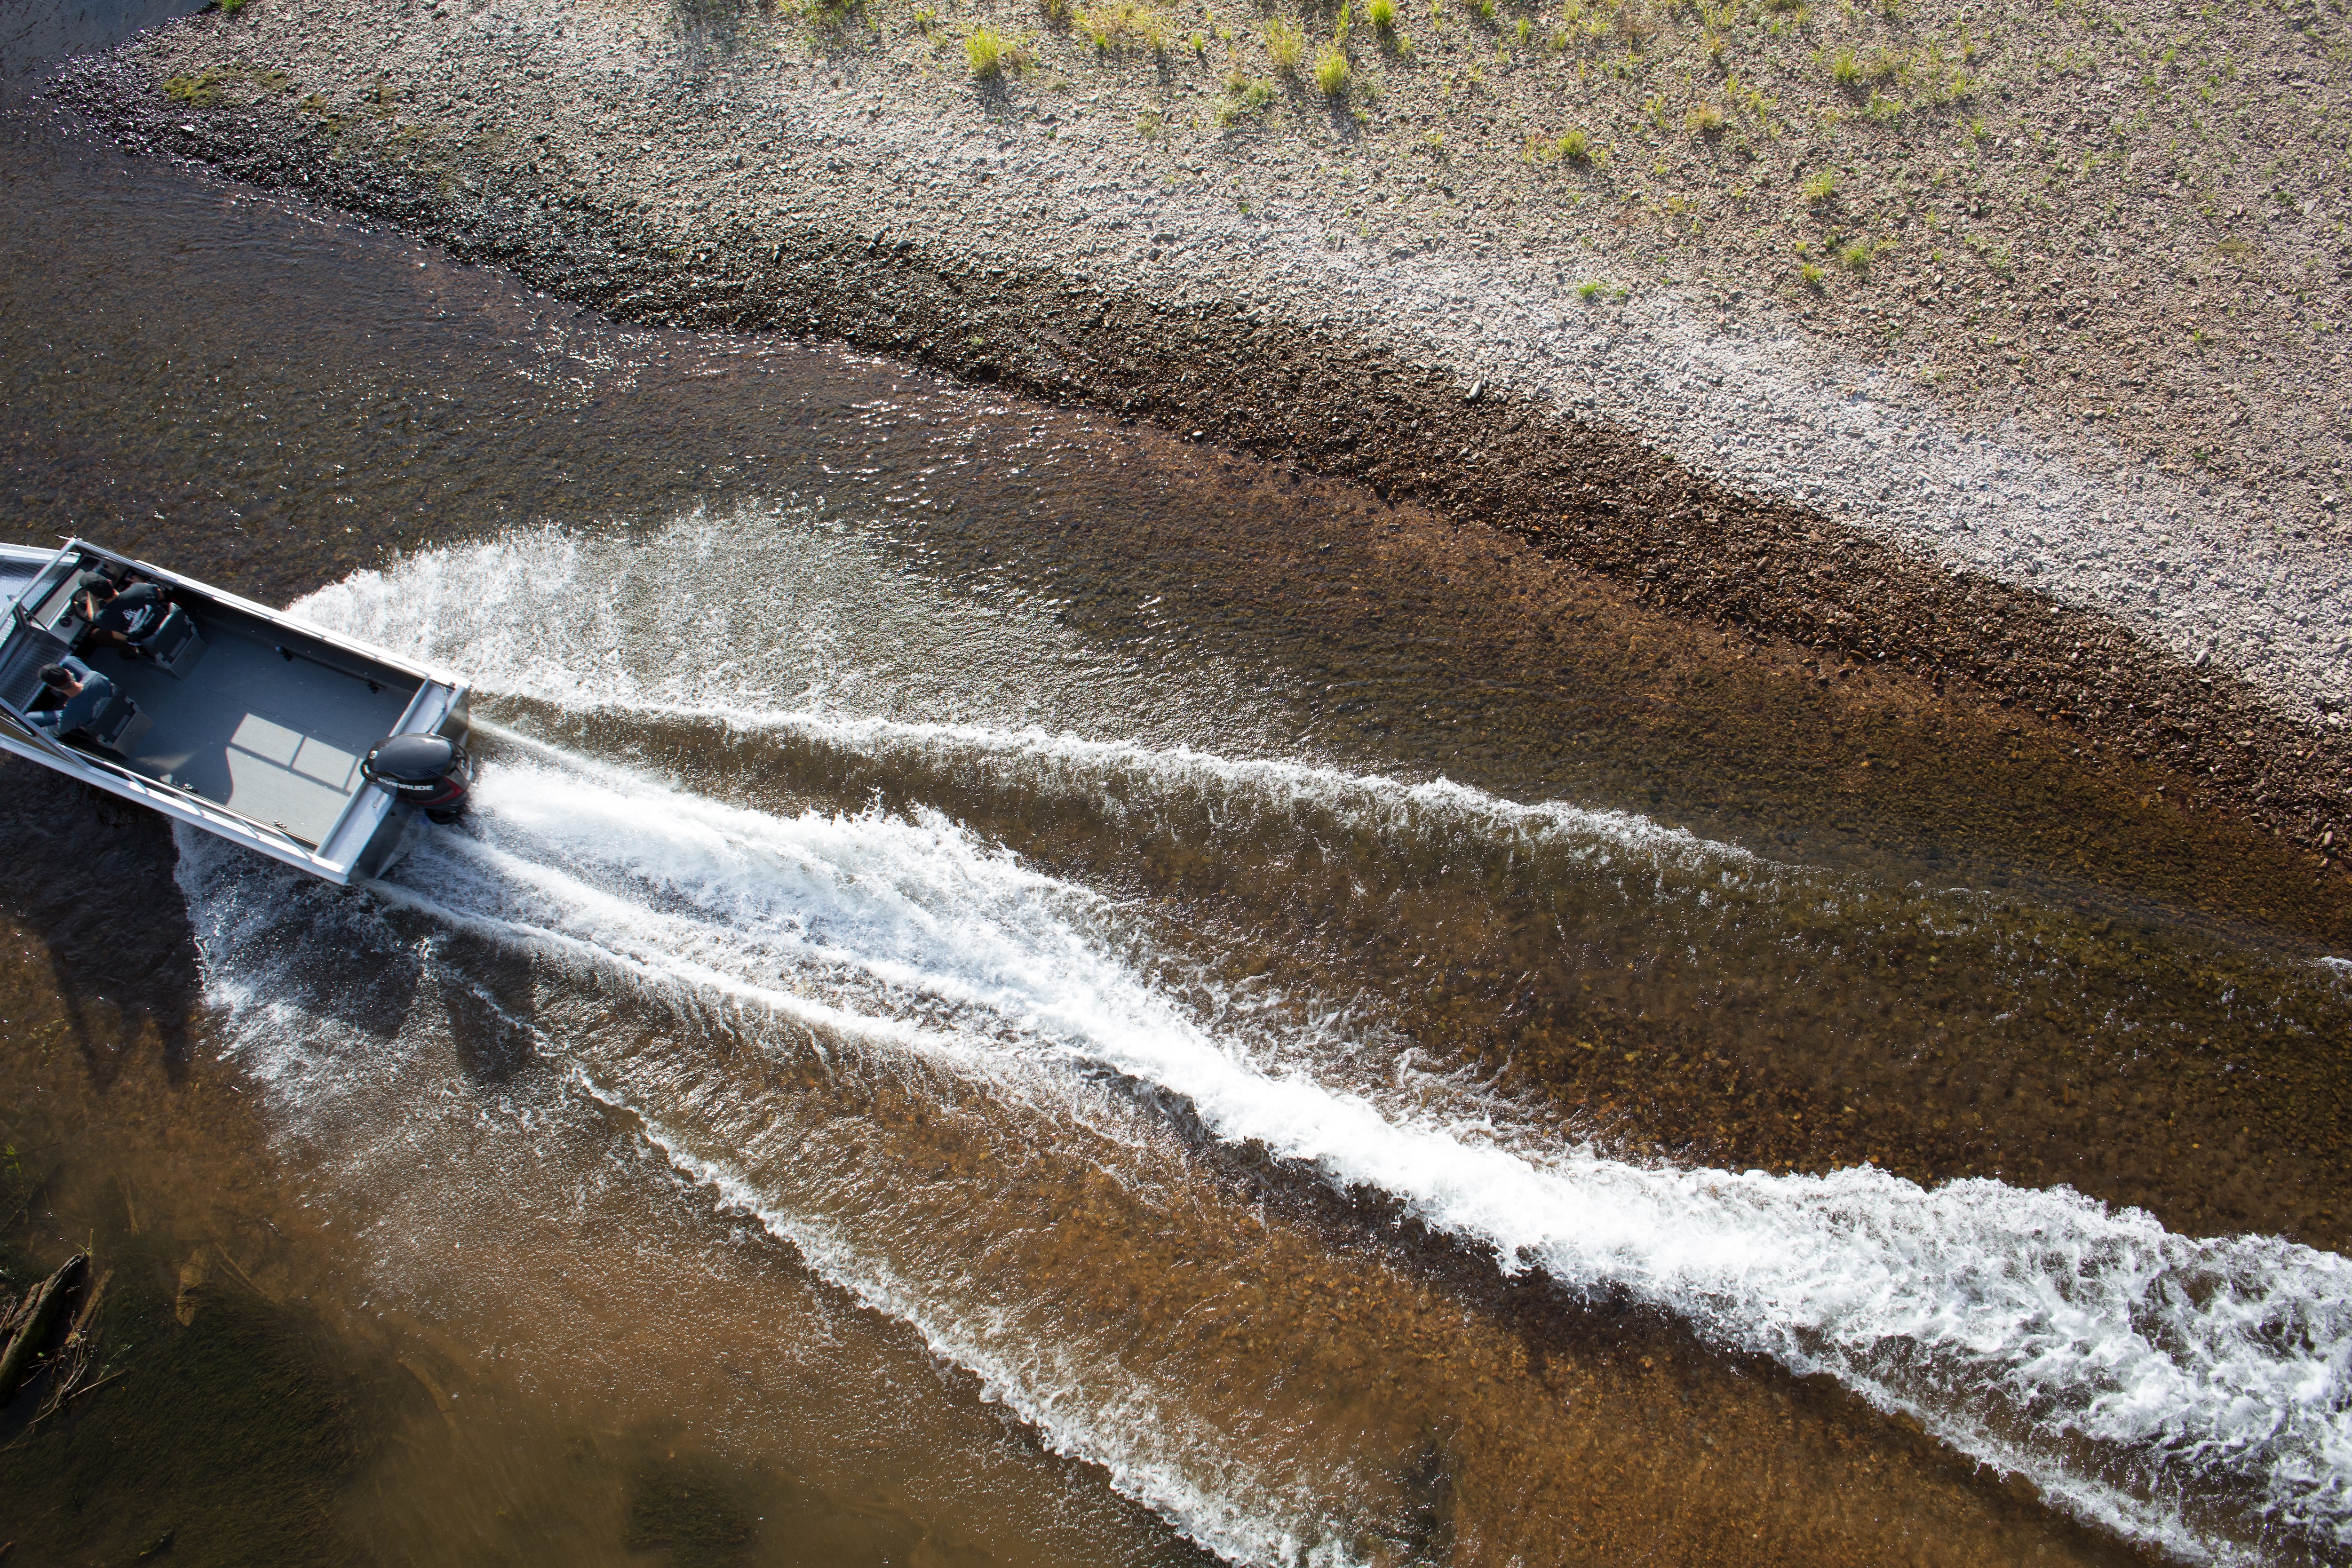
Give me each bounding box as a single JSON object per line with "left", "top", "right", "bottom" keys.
{"left": 76, "top": 574, "right": 173, "bottom": 653}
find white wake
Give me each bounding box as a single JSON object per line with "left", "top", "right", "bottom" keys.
{"left": 213, "top": 524, "right": 2352, "bottom": 1565}
{"left": 337, "top": 756, "right": 2352, "bottom": 1567}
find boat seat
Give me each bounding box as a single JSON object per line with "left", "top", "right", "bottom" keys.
{"left": 0, "top": 620, "right": 72, "bottom": 715}
{"left": 73, "top": 685, "right": 150, "bottom": 756}
{"left": 134, "top": 604, "right": 206, "bottom": 678}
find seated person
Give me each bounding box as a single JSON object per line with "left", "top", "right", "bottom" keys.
{"left": 28, "top": 658, "right": 120, "bottom": 738}
{"left": 75, "top": 573, "right": 174, "bottom": 654}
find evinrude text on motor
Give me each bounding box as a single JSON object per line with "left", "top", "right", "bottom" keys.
{"left": 0, "top": 540, "right": 472, "bottom": 884}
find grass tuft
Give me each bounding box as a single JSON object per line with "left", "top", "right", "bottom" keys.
{"left": 1217, "top": 74, "right": 1277, "bottom": 125}
{"left": 1313, "top": 44, "right": 1350, "bottom": 96}
{"left": 163, "top": 71, "right": 227, "bottom": 107}
{"left": 1266, "top": 17, "right": 1306, "bottom": 71}
{"left": 1077, "top": 1, "right": 1168, "bottom": 50}
{"left": 1804, "top": 169, "right": 1838, "bottom": 203}
{"left": 967, "top": 25, "right": 1006, "bottom": 75}
{"left": 1557, "top": 126, "right": 1591, "bottom": 161}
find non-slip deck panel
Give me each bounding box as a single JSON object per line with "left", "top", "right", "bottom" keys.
{"left": 0, "top": 557, "right": 50, "bottom": 608}
{"left": 102, "top": 619, "right": 417, "bottom": 845}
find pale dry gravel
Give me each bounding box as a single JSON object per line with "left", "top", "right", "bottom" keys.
{"left": 118, "top": 0, "right": 2352, "bottom": 729}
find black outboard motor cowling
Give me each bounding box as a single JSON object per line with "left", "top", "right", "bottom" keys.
{"left": 361, "top": 734, "right": 470, "bottom": 823}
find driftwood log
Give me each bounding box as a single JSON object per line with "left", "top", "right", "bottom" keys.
{"left": 0, "top": 1254, "right": 88, "bottom": 1406}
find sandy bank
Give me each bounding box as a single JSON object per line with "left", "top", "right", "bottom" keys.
{"left": 45, "top": 0, "right": 2352, "bottom": 863}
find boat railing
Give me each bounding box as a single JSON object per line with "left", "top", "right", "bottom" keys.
{"left": 269, "top": 637, "right": 396, "bottom": 696}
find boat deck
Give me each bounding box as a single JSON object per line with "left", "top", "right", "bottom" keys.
{"left": 98, "top": 611, "right": 419, "bottom": 847}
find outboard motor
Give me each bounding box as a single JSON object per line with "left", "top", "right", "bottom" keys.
{"left": 361, "top": 733, "right": 470, "bottom": 824}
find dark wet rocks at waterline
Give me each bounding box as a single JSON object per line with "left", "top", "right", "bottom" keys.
{"left": 45, "top": 43, "right": 2352, "bottom": 881}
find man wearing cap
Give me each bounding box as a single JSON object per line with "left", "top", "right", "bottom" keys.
{"left": 27, "top": 657, "right": 119, "bottom": 738}
{"left": 76, "top": 573, "right": 174, "bottom": 654}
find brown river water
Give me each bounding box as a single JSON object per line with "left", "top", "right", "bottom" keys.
{"left": 2, "top": 8, "right": 2350, "bottom": 1566}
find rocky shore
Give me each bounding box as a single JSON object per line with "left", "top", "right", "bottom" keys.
{"left": 42, "top": 0, "right": 2352, "bottom": 871}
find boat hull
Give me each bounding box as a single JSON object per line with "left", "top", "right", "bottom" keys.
{"left": 0, "top": 541, "right": 470, "bottom": 885}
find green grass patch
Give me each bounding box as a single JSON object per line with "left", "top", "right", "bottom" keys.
{"left": 162, "top": 71, "right": 226, "bottom": 108}
{"left": 1314, "top": 44, "right": 1350, "bottom": 95}
{"left": 1266, "top": 17, "right": 1306, "bottom": 70}
{"left": 1077, "top": 0, "right": 1168, "bottom": 51}
{"left": 967, "top": 24, "right": 1007, "bottom": 74}
{"left": 1218, "top": 74, "right": 1278, "bottom": 125}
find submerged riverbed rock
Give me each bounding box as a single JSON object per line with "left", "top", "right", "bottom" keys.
{"left": 41, "top": 0, "right": 2352, "bottom": 862}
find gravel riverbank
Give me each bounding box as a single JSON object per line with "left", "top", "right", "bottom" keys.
{"left": 42, "top": 0, "right": 2352, "bottom": 869}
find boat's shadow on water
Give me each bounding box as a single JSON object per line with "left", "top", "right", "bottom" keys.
{"left": 0, "top": 758, "right": 203, "bottom": 1084}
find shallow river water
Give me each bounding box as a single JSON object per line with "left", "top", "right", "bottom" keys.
{"left": 2, "top": 11, "right": 2350, "bottom": 1568}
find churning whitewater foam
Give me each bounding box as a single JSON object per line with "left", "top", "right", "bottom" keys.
{"left": 298, "top": 516, "right": 1753, "bottom": 879}
{"left": 291, "top": 514, "right": 1290, "bottom": 759}
{"left": 254, "top": 528, "right": 2352, "bottom": 1564}
{"left": 322, "top": 755, "right": 2348, "bottom": 1565}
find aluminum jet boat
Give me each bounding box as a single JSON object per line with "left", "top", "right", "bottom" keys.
{"left": 0, "top": 540, "right": 471, "bottom": 884}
